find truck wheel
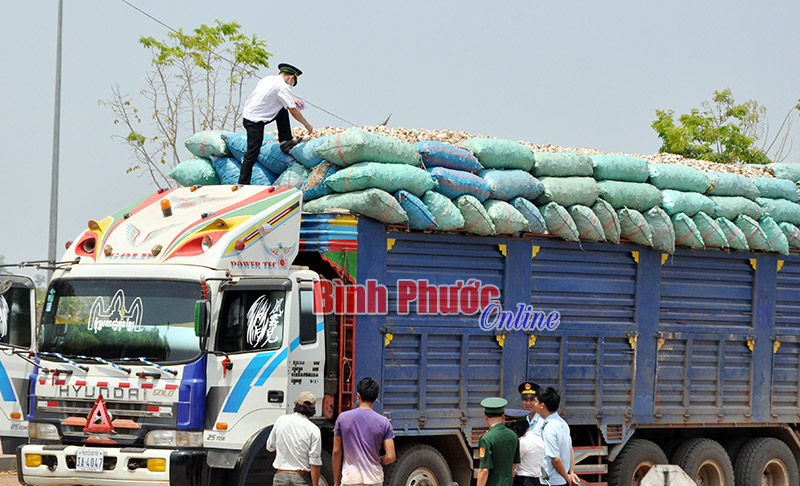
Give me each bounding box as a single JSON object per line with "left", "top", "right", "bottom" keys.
{"left": 608, "top": 439, "right": 668, "bottom": 486}
{"left": 733, "top": 437, "right": 799, "bottom": 486}
{"left": 721, "top": 436, "right": 750, "bottom": 465}
{"left": 672, "top": 438, "right": 734, "bottom": 486}
{"left": 385, "top": 445, "right": 452, "bottom": 486}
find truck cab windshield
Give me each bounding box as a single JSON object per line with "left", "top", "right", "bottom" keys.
{"left": 39, "top": 278, "right": 202, "bottom": 363}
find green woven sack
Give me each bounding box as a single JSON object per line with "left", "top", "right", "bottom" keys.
{"left": 274, "top": 162, "right": 310, "bottom": 189}
{"left": 660, "top": 190, "right": 715, "bottom": 217}
{"left": 735, "top": 215, "right": 772, "bottom": 251}
{"left": 592, "top": 199, "right": 621, "bottom": 244}
{"left": 456, "top": 195, "right": 496, "bottom": 236}
{"left": 706, "top": 172, "right": 760, "bottom": 199}
{"left": 644, "top": 207, "right": 675, "bottom": 254}
{"left": 618, "top": 208, "right": 653, "bottom": 247}
{"left": 779, "top": 222, "right": 800, "bottom": 250}
{"left": 709, "top": 196, "right": 765, "bottom": 221}
{"left": 760, "top": 216, "right": 790, "bottom": 255}
{"left": 184, "top": 130, "right": 232, "bottom": 158}
{"left": 541, "top": 202, "right": 579, "bottom": 242}
{"left": 752, "top": 177, "right": 798, "bottom": 201}
{"left": 671, "top": 213, "right": 705, "bottom": 249}
{"left": 535, "top": 177, "right": 600, "bottom": 207}
{"left": 569, "top": 205, "right": 605, "bottom": 241}
{"left": 531, "top": 151, "right": 593, "bottom": 177}
{"left": 169, "top": 158, "right": 220, "bottom": 186}
{"left": 590, "top": 154, "right": 649, "bottom": 182}
{"left": 716, "top": 218, "right": 749, "bottom": 251}
{"left": 648, "top": 164, "right": 710, "bottom": 193}
{"left": 598, "top": 181, "right": 662, "bottom": 211}
{"left": 484, "top": 200, "right": 529, "bottom": 235}
{"left": 302, "top": 188, "right": 408, "bottom": 224}
{"left": 422, "top": 191, "right": 464, "bottom": 231}
{"left": 769, "top": 163, "right": 800, "bottom": 182}
{"left": 315, "top": 129, "right": 421, "bottom": 166}
{"left": 755, "top": 198, "right": 800, "bottom": 226}
{"left": 461, "top": 138, "right": 534, "bottom": 170}
{"left": 325, "top": 162, "right": 436, "bottom": 198}
{"left": 691, "top": 211, "right": 729, "bottom": 248}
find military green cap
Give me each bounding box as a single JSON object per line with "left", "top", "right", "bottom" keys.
{"left": 481, "top": 397, "right": 508, "bottom": 414}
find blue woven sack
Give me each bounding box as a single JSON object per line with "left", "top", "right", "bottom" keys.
{"left": 428, "top": 167, "right": 491, "bottom": 201}
{"left": 414, "top": 141, "right": 483, "bottom": 173}
{"left": 292, "top": 136, "right": 331, "bottom": 169}
{"left": 223, "top": 132, "right": 277, "bottom": 161}
{"left": 259, "top": 142, "right": 295, "bottom": 175}
{"left": 212, "top": 157, "right": 277, "bottom": 186}
{"left": 395, "top": 190, "right": 438, "bottom": 230}
{"left": 510, "top": 197, "right": 546, "bottom": 234}
{"left": 480, "top": 169, "right": 544, "bottom": 201}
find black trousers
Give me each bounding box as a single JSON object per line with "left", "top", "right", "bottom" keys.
{"left": 514, "top": 476, "right": 542, "bottom": 486}
{"left": 238, "top": 109, "right": 292, "bottom": 184}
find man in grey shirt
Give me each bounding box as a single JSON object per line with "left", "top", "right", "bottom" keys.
{"left": 267, "top": 391, "right": 322, "bottom": 486}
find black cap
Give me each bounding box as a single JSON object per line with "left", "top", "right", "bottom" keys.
{"left": 504, "top": 408, "right": 529, "bottom": 424}
{"left": 518, "top": 381, "right": 540, "bottom": 396}
{"left": 278, "top": 63, "right": 303, "bottom": 85}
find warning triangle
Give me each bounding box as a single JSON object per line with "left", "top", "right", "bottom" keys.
{"left": 84, "top": 394, "right": 115, "bottom": 434}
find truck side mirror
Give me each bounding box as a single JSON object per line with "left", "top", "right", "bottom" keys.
{"left": 194, "top": 300, "right": 210, "bottom": 337}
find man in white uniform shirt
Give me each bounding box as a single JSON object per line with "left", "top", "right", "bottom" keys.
{"left": 239, "top": 63, "right": 314, "bottom": 185}
{"left": 267, "top": 391, "right": 322, "bottom": 486}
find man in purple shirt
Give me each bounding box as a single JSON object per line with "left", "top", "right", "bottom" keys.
{"left": 333, "top": 377, "right": 396, "bottom": 486}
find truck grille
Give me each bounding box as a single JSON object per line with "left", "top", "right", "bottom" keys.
{"left": 37, "top": 398, "right": 174, "bottom": 441}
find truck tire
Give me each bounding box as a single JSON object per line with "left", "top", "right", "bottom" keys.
{"left": 672, "top": 438, "right": 734, "bottom": 486}
{"left": 721, "top": 436, "right": 750, "bottom": 465}
{"left": 733, "top": 437, "right": 799, "bottom": 486}
{"left": 384, "top": 445, "right": 452, "bottom": 486}
{"left": 607, "top": 439, "right": 668, "bottom": 486}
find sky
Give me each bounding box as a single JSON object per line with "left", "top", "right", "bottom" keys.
{"left": 1, "top": 0, "right": 799, "bottom": 283}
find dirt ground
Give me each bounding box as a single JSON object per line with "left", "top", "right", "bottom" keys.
{"left": 0, "top": 471, "right": 19, "bottom": 486}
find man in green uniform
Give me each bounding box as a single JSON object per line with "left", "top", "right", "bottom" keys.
{"left": 477, "top": 397, "right": 520, "bottom": 486}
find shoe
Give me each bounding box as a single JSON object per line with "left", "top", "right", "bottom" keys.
{"left": 279, "top": 139, "right": 301, "bottom": 155}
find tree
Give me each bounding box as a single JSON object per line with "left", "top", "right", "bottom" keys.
{"left": 101, "top": 19, "right": 272, "bottom": 187}
{"left": 652, "top": 89, "right": 799, "bottom": 164}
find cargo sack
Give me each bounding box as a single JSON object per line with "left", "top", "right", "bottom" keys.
{"left": 709, "top": 196, "right": 765, "bottom": 221}
{"left": 169, "top": 158, "right": 221, "bottom": 187}
{"left": 671, "top": 213, "right": 705, "bottom": 249}
{"left": 592, "top": 199, "right": 621, "bottom": 244}
{"left": 484, "top": 200, "right": 528, "bottom": 235}
{"left": 735, "top": 215, "right": 772, "bottom": 252}
{"left": 617, "top": 208, "right": 654, "bottom": 247}
{"left": 541, "top": 202, "right": 579, "bottom": 242}
{"left": 212, "top": 157, "right": 277, "bottom": 186}
{"left": 705, "top": 172, "right": 760, "bottom": 200}
{"left": 274, "top": 162, "right": 310, "bottom": 188}
{"left": 769, "top": 163, "right": 800, "bottom": 182}
{"left": 315, "top": 129, "right": 421, "bottom": 167}
{"left": 569, "top": 205, "right": 606, "bottom": 241}
{"left": 422, "top": 191, "right": 464, "bottom": 231}
{"left": 414, "top": 141, "right": 483, "bottom": 173}
{"left": 395, "top": 190, "right": 438, "bottom": 230}
{"left": 691, "top": 211, "right": 729, "bottom": 249}
{"left": 716, "top": 217, "right": 750, "bottom": 251}
{"left": 302, "top": 162, "right": 338, "bottom": 201}
{"left": 185, "top": 130, "right": 232, "bottom": 158}
{"left": 511, "top": 197, "right": 547, "bottom": 234}
{"left": 752, "top": 177, "right": 799, "bottom": 201}
{"left": 534, "top": 177, "right": 600, "bottom": 207}
{"left": 258, "top": 143, "right": 295, "bottom": 175}
{"left": 292, "top": 136, "right": 332, "bottom": 169}
{"left": 428, "top": 167, "right": 491, "bottom": 201}
{"left": 456, "top": 195, "right": 496, "bottom": 236}
{"left": 480, "top": 169, "right": 544, "bottom": 201}
{"left": 644, "top": 207, "right": 676, "bottom": 254}
{"left": 760, "top": 216, "right": 790, "bottom": 256}
{"left": 531, "top": 151, "right": 594, "bottom": 177}
{"left": 461, "top": 137, "right": 534, "bottom": 171}
{"left": 755, "top": 198, "right": 800, "bottom": 226}
{"left": 590, "top": 154, "right": 650, "bottom": 182}
{"left": 779, "top": 222, "right": 800, "bottom": 250}
{"left": 326, "top": 162, "right": 436, "bottom": 198}
{"left": 302, "top": 188, "right": 408, "bottom": 225}
{"left": 659, "top": 190, "right": 715, "bottom": 217}
{"left": 598, "top": 181, "right": 662, "bottom": 212}
{"left": 647, "top": 163, "right": 710, "bottom": 193}
{"left": 223, "top": 133, "right": 277, "bottom": 161}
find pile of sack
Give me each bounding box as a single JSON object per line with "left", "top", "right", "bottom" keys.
{"left": 170, "top": 128, "right": 800, "bottom": 255}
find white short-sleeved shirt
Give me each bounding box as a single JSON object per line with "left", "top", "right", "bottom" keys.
{"left": 243, "top": 75, "right": 297, "bottom": 123}
{"left": 540, "top": 412, "right": 572, "bottom": 486}
{"left": 516, "top": 430, "right": 545, "bottom": 478}
{"left": 266, "top": 412, "right": 322, "bottom": 471}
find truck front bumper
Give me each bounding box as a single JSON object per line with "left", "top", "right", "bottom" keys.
{"left": 18, "top": 444, "right": 206, "bottom": 486}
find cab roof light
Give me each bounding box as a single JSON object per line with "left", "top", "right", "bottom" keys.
{"left": 88, "top": 220, "right": 100, "bottom": 230}
{"left": 161, "top": 199, "right": 172, "bottom": 217}
{"left": 151, "top": 244, "right": 163, "bottom": 257}
{"left": 104, "top": 245, "right": 113, "bottom": 256}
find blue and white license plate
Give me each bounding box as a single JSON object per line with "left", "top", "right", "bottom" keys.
{"left": 75, "top": 448, "right": 103, "bottom": 472}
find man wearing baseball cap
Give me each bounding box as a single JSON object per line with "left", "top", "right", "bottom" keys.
{"left": 238, "top": 62, "right": 314, "bottom": 185}
{"left": 266, "top": 391, "right": 322, "bottom": 486}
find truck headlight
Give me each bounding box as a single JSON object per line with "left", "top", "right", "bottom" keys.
{"left": 29, "top": 423, "right": 59, "bottom": 441}
{"left": 144, "top": 430, "right": 203, "bottom": 447}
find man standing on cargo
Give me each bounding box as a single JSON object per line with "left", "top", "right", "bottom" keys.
{"left": 477, "top": 397, "right": 520, "bottom": 486}
{"left": 333, "top": 377, "right": 395, "bottom": 486}
{"left": 266, "top": 391, "right": 322, "bottom": 486}
{"left": 238, "top": 63, "right": 314, "bottom": 185}
{"left": 535, "top": 387, "right": 574, "bottom": 486}
{"left": 518, "top": 382, "right": 542, "bottom": 431}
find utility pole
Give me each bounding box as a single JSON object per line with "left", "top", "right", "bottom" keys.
{"left": 48, "top": 0, "right": 63, "bottom": 277}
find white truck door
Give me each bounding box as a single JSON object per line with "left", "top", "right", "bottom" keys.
{"left": 286, "top": 278, "right": 326, "bottom": 416}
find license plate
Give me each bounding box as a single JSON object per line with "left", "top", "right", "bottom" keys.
{"left": 75, "top": 448, "right": 104, "bottom": 472}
